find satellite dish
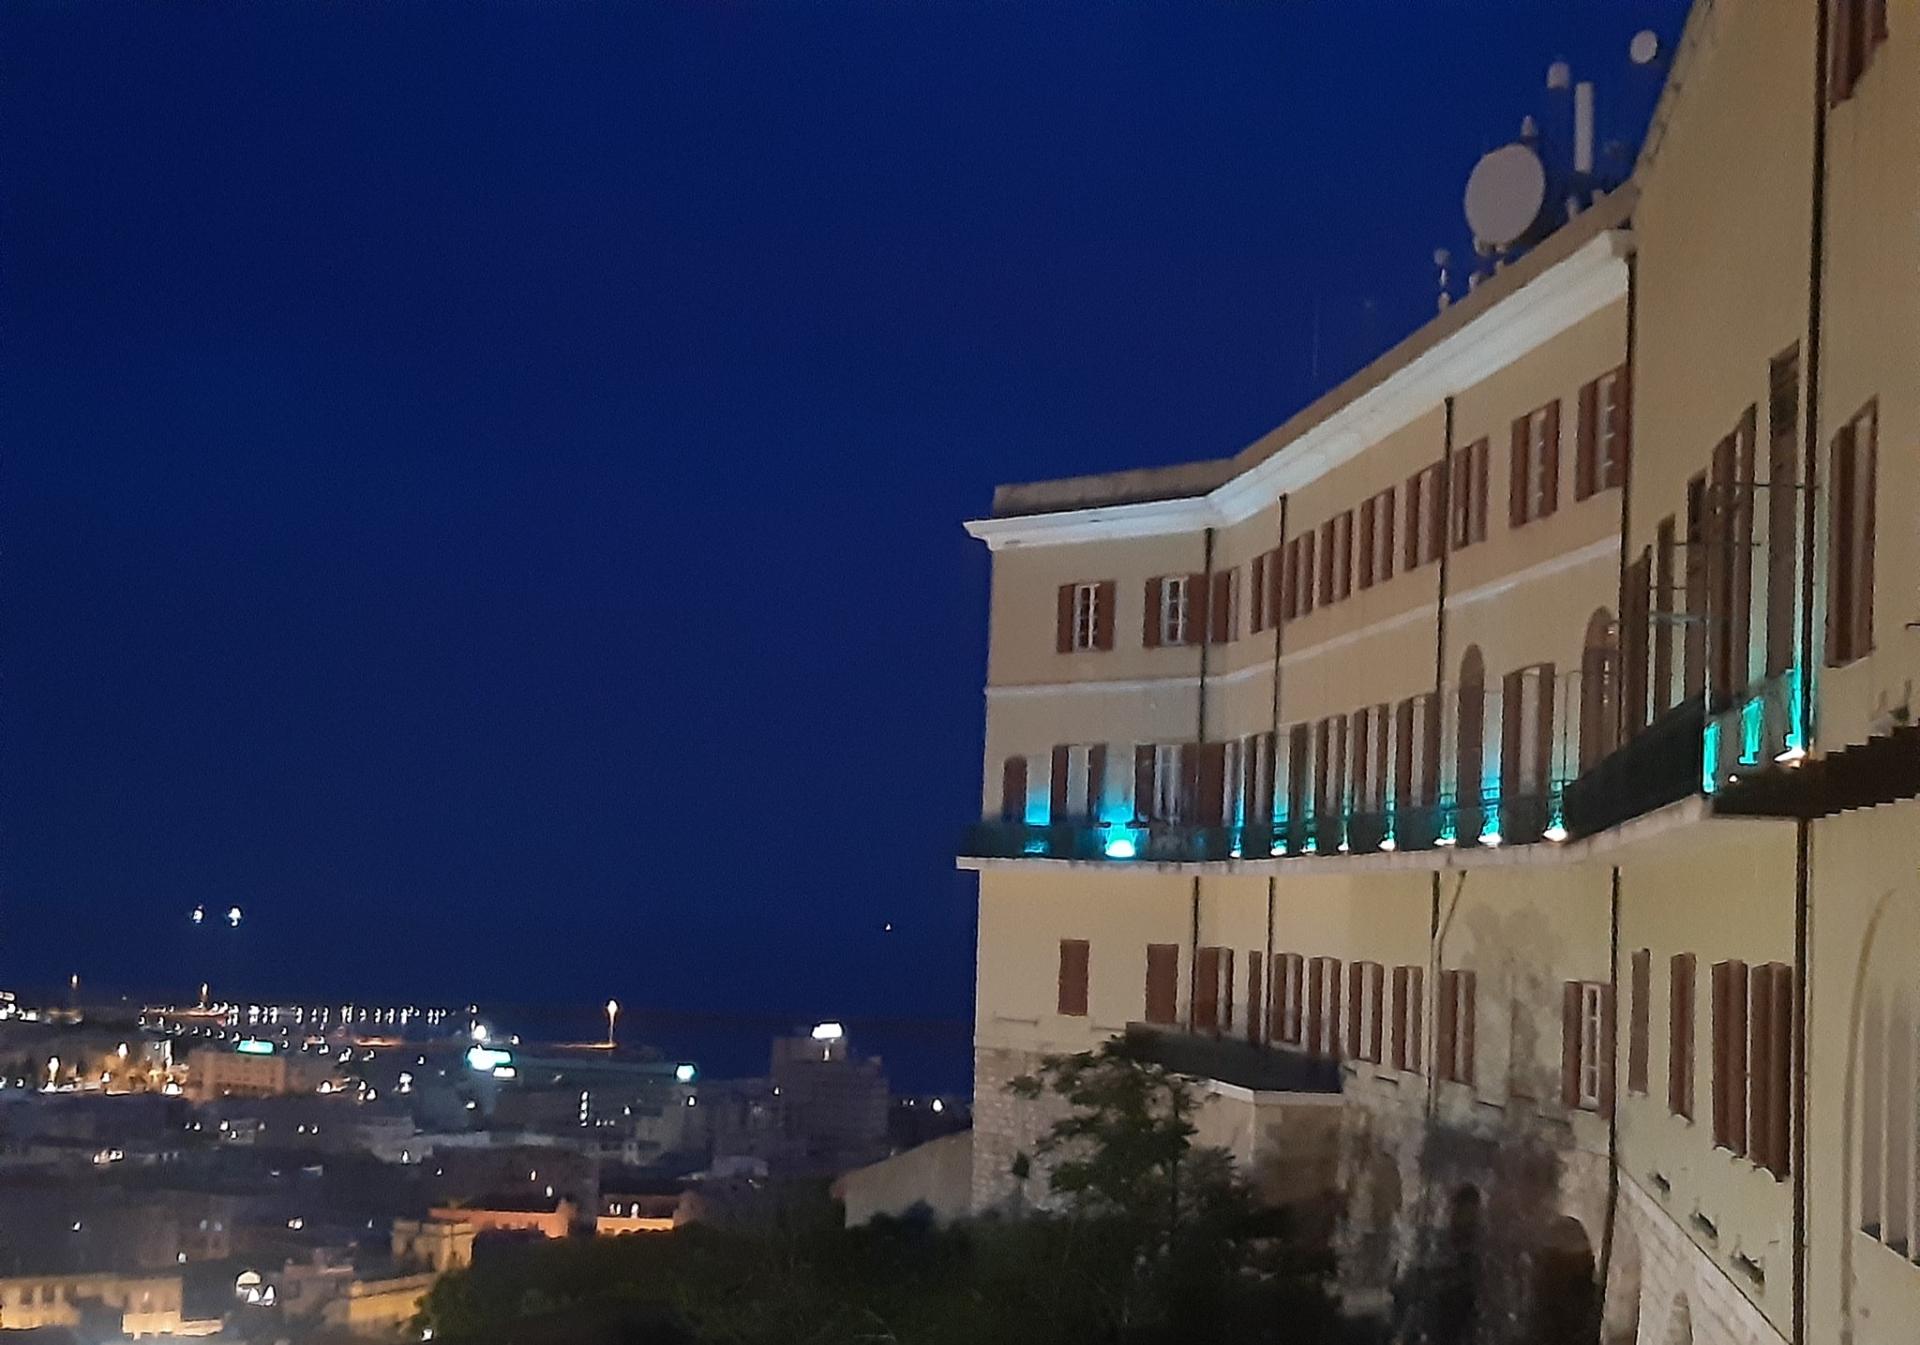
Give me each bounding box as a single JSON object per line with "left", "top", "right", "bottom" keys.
{"left": 1629, "top": 30, "right": 1661, "bottom": 66}
{"left": 1464, "top": 142, "right": 1548, "bottom": 249}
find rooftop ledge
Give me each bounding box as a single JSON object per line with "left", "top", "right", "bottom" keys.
{"left": 966, "top": 188, "right": 1636, "bottom": 551}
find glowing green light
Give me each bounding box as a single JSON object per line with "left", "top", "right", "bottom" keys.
{"left": 1103, "top": 835, "right": 1137, "bottom": 860}
{"left": 234, "top": 1040, "right": 274, "bottom": 1056}
{"left": 1739, "top": 697, "right": 1764, "bottom": 766}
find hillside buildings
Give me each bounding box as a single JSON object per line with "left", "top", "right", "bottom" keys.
{"left": 960, "top": 5, "right": 1917, "bottom": 1344}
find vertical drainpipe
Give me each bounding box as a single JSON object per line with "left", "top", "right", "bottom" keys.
{"left": 1427, "top": 396, "right": 1456, "bottom": 1113}
{"left": 1792, "top": 6, "right": 1832, "bottom": 1340}
{"left": 1266, "top": 498, "right": 1291, "bottom": 1044}
{"left": 1190, "top": 527, "right": 1218, "bottom": 1030}
{"left": 1599, "top": 231, "right": 1639, "bottom": 1319}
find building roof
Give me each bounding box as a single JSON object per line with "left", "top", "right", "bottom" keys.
{"left": 974, "top": 186, "right": 1637, "bottom": 535}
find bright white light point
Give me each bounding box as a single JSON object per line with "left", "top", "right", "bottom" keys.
{"left": 931, "top": 1098, "right": 944, "bottom": 1113}
{"left": 1103, "top": 836, "right": 1136, "bottom": 859}
{"left": 674, "top": 1063, "right": 696, "bottom": 1084}
{"left": 1378, "top": 837, "right": 1397, "bottom": 853}
{"left": 1543, "top": 823, "right": 1569, "bottom": 843}
{"left": 810, "top": 1021, "right": 844, "bottom": 1042}
{"left": 226, "top": 907, "right": 243, "bottom": 927}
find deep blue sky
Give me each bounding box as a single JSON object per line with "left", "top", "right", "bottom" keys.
{"left": 2, "top": 2, "right": 1686, "bottom": 1025}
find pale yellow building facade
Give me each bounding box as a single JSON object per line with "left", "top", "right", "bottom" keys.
{"left": 961, "top": 5, "right": 1919, "bottom": 1343}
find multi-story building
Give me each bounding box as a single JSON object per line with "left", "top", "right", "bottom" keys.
{"left": 961, "top": 6, "right": 1918, "bottom": 1344}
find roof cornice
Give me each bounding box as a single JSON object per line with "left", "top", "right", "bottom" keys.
{"left": 967, "top": 219, "right": 1633, "bottom": 553}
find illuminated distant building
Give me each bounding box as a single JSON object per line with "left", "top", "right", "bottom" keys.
{"left": 185, "top": 1042, "right": 334, "bottom": 1101}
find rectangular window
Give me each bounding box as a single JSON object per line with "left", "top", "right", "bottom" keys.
{"left": 1145, "top": 944, "right": 1179, "bottom": 1025}
{"left": 1509, "top": 401, "right": 1561, "bottom": 526}
{"left": 1437, "top": 969, "right": 1476, "bottom": 1085}
{"left": 1391, "top": 965, "right": 1424, "bottom": 1072}
{"left": 1828, "top": 400, "right": 1878, "bottom": 665}
{"left": 1628, "top": 949, "right": 1651, "bottom": 1095}
{"left": 1283, "top": 533, "right": 1316, "bottom": 620}
{"left": 1057, "top": 940, "right": 1090, "bottom": 1017}
{"left": 1450, "top": 437, "right": 1489, "bottom": 548}
{"left": 1562, "top": 980, "right": 1611, "bottom": 1111}
{"left": 1499, "top": 662, "right": 1556, "bottom": 798}
{"left": 1149, "top": 575, "right": 1191, "bottom": 647}
{"left": 1405, "top": 463, "right": 1445, "bottom": 569}
{"left": 1057, "top": 580, "right": 1115, "bottom": 653}
{"left": 1345, "top": 961, "right": 1385, "bottom": 1063}
{"left": 1208, "top": 569, "right": 1236, "bottom": 644}
{"left": 1748, "top": 962, "right": 1794, "bottom": 1179}
{"left": 1712, "top": 959, "right": 1750, "bottom": 1154}
{"left": 1357, "top": 486, "right": 1396, "bottom": 589}
{"left": 1670, "top": 953, "right": 1696, "bottom": 1119}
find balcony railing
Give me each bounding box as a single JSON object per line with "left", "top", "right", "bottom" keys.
{"left": 965, "top": 664, "right": 1715, "bottom": 865}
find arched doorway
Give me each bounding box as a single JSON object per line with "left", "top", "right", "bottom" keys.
{"left": 1427, "top": 1185, "right": 1482, "bottom": 1345}
{"left": 1528, "top": 1215, "right": 1600, "bottom": 1342}
{"left": 1601, "top": 1210, "right": 1643, "bottom": 1345}
{"left": 1580, "top": 608, "right": 1619, "bottom": 772}
{"left": 1456, "top": 646, "right": 1486, "bottom": 836}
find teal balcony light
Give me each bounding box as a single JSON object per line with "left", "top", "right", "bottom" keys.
{"left": 1103, "top": 832, "right": 1138, "bottom": 860}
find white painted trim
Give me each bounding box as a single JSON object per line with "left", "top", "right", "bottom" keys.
{"left": 965, "top": 231, "right": 1631, "bottom": 552}
{"left": 981, "top": 536, "right": 1616, "bottom": 699}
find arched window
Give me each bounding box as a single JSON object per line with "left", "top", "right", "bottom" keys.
{"left": 1456, "top": 646, "right": 1486, "bottom": 828}
{"left": 1580, "top": 608, "right": 1619, "bottom": 772}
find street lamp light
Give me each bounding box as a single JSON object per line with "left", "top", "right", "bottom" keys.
{"left": 605, "top": 1000, "right": 619, "bottom": 1048}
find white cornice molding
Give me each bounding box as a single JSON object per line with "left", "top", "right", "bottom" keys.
{"left": 965, "top": 230, "right": 1632, "bottom": 552}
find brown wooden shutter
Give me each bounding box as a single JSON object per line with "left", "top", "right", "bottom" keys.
{"left": 1299, "top": 531, "right": 1315, "bottom": 613}
{"left": 1409, "top": 967, "right": 1424, "bottom": 1073}
{"left": 1436, "top": 970, "right": 1456, "bottom": 1081}
{"left": 1608, "top": 364, "right": 1632, "bottom": 489}
{"left": 1710, "top": 960, "right": 1728, "bottom": 1142}
{"left": 1856, "top": 403, "right": 1876, "bottom": 660}
{"left": 1713, "top": 959, "right": 1749, "bottom": 1153}
{"left": 1186, "top": 572, "right": 1210, "bottom": 645}
{"left": 1381, "top": 488, "right": 1398, "bottom": 578}
{"left": 1246, "top": 951, "right": 1263, "bottom": 1045}
{"left": 1055, "top": 585, "right": 1074, "bottom": 653}
{"left": 1093, "top": 580, "right": 1116, "bottom": 650}
{"left": 1509, "top": 418, "right": 1529, "bottom": 527}
{"left": 1561, "top": 981, "right": 1583, "bottom": 1108}
{"left": 1085, "top": 745, "right": 1107, "bottom": 820}
{"left": 1195, "top": 741, "right": 1227, "bottom": 826}
{"left": 1459, "top": 971, "right": 1476, "bottom": 1084}
{"left": 1250, "top": 554, "right": 1266, "bottom": 633}
{"left": 1473, "top": 440, "right": 1489, "bottom": 541}
{"left": 1575, "top": 379, "right": 1599, "bottom": 500}
{"left": 1057, "top": 939, "right": 1090, "bottom": 1017}
{"left": 1211, "top": 569, "right": 1232, "bottom": 644}
{"left": 1391, "top": 967, "right": 1409, "bottom": 1069}
{"left": 1143, "top": 577, "right": 1164, "bottom": 648}
{"left": 1001, "top": 756, "right": 1028, "bottom": 822}
{"left": 1501, "top": 670, "right": 1525, "bottom": 790}
{"left": 1832, "top": 0, "right": 1858, "bottom": 102}
{"left": 1305, "top": 958, "right": 1323, "bottom": 1053}
{"left": 1368, "top": 963, "right": 1385, "bottom": 1063}
{"left": 1670, "top": 953, "right": 1695, "bottom": 1118}
{"left": 1133, "top": 745, "right": 1155, "bottom": 823}
{"left": 1049, "top": 746, "right": 1071, "bottom": 821}
{"left": 1145, "top": 944, "right": 1179, "bottom": 1025}
{"left": 1766, "top": 963, "right": 1793, "bottom": 1177}
{"left": 1358, "top": 501, "right": 1376, "bottom": 589}
{"left": 1628, "top": 949, "right": 1651, "bottom": 1095}
{"left": 1267, "top": 952, "right": 1284, "bottom": 1041}
{"left": 1346, "top": 964, "right": 1365, "bottom": 1059}
{"left": 1220, "top": 950, "right": 1235, "bottom": 1031}
{"left": 1404, "top": 474, "right": 1421, "bottom": 570}
{"left": 1194, "top": 946, "right": 1221, "bottom": 1033}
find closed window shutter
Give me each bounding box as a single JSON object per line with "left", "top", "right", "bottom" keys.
{"left": 1358, "top": 501, "right": 1376, "bottom": 588}
{"left": 1194, "top": 947, "right": 1220, "bottom": 1032}
{"left": 1629, "top": 950, "right": 1651, "bottom": 1094}
{"left": 1539, "top": 401, "right": 1561, "bottom": 517}
{"left": 1473, "top": 441, "right": 1489, "bottom": 541}
{"left": 1250, "top": 554, "right": 1266, "bottom": 633}
{"left": 1307, "top": 958, "right": 1326, "bottom": 1054}
{"left": 1299, "top": 532, "right": 1314, "bottom": 614}
{"left": 1404, "top": 474, "right": 1421, "bottom": 570}
{"left": 1368, "top": 963, "right": 1385, "bottom": 1063}
{"left": 1509, "top": 419, "right": 1529, "bottom": 527}
{"left": 1056, "top": 584, "right": 1074, "bottom": 653}
{"left": 1186, "top": 572, "right": 1210, "bottom": 645}
{"left": 1391, "top": 967, "right": 1408, "bottom": 1069}
{"left": 1562, "top": 981, "right": 1583, "bottom": 1108}
{"left": 1436, "top": 971, "right": 1456, "bottom": 1081}
{"left": 1831, "top": 0, "right": 1858, "bottom": 102}
{"left": 1346, "top": 964, "right": 1365, "bottom": 1059}
{"left": 1221, "top": 950, "right": 1235, "bottom": 1031}
{"left": 1576, "top": 379, "right": 1599, "bottom": 500}
{"left": 1247, "top": 951, "right": 1263, "bottom": 1045}
{"left": 1049, "top": 746, "right": 1071, "bottom": 822}
{"left": 1211, "top": 569, "right": 1233, "bottom": 643}
{"left": 1133, "top": 746, "right": 1155, "bottom": 823}
{"left": 1409, "top": 967, "right": 1424, "bottom": 1073}
{"left": 1713, "top": 959, "right": 1749, "bottom": 1153}
{"left": 1670, "top": 953, "right": 1695, "bottom": 1118}
{"left": 1085, "top": 745, "right": 1107, "bottom": 821}
{"left": 1382, "top": 489, "right": 1398, "bottom": 577}
{"left": 1749, "top": 967, "right": 1774, "bottom": 1169}
{"left": 1766, "top": 963, "right": 1793, "bottom": 1177}
{"left": 1093, "top": 581, "right": 1116, "bottom": 650}
{"left": 1143, "top": 577, "right": 1164, "bottom": 648}
{"left": 1057, "top": 940, "right": 1090, "bottom": 1017}
{"left": 1857, "top": 404, "right": 1877, "bottom": 660}
{"left": 1459, "top": 971, "right": 1477, "bottom": 1084}
{"left": 1145, "top": 945, "right": 1179, "bottom": 1025}
{"left": 1001, "top": 756, "right": 1027, "bottom": 822}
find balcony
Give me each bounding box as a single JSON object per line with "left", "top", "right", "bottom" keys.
{"left": 961, "top": 660, "right": 1774, "bottom": 867}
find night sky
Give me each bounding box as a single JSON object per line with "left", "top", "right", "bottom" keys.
{"left": 3, "top": 2, "right": 1687, "bottom": 1030}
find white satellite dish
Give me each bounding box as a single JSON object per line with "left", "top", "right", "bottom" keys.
{"left": 1629, "top": 30, "right": 1661, "bottom": 66}
{"left": 1464, "top": 142, "right": 1547, "bottom": 249}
